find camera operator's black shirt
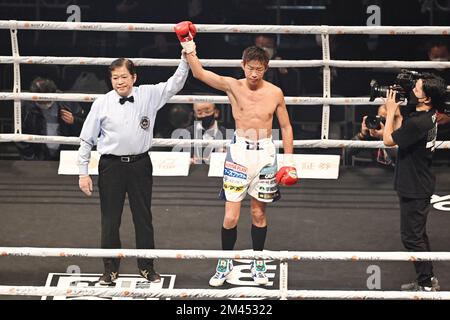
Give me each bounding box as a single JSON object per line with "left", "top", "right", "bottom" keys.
{"left": 392, "top": 106, "right": 437, "bottom": 198}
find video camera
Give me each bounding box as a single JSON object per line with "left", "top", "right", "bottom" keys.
{"left": 369, "top": 69, "right": 423, "bottom": 102}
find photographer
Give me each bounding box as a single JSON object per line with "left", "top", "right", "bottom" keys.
{"left": 383, "top": 72, "right": 446, "bottom": 292}
{"left": 347, "top": 105, "right": 400, "bottom": 167}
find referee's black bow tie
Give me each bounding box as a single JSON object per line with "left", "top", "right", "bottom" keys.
{"left": 119, "top": 96, "right": 134, "bottom": 105}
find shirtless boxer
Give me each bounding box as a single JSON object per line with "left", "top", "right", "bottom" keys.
{"left": 175, "top": 21, "right": 298, "bottom": 286}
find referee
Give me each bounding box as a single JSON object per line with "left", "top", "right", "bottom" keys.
{"left": 78, "top": 56, "right": 189, "bottom": 285}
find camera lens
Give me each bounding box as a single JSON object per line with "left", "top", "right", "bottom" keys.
{"left": 369, "top": 80, "right": 391, "bottom": 102}
{"left": 365, "top": 115, "right": 382, "bottom": 130}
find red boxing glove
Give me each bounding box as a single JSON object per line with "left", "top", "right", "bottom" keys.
{"left": 174, "top": 21, "right": 197, "bottom": 54}
{"left": 276, "top": 166, "right": 298, "bottom": 186}
{"left": 276, "top": 154, "right": 298, "bottom": 186}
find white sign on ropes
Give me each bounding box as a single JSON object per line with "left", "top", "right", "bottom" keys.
{"left": 208, "top": 153, "right": 340, "bottom": 179}
{"left": 149, "top": 151, "right": 191, "bottom": 176}
{"left": 58, "top": 151, "right": 191, "bottom": 176}
{"left": 277, "top": 154, "right": 340, "bottom": 179}
{"left": 208, "top": 152, "right": 227, "bottom": 177}
{"left": 58, "top": 150, "right": 100, "bottom": 175}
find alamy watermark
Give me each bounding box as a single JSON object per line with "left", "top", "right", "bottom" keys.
{"left": 171, "top": 125, "right": 280, "bottom": 164}
{"left": 366, "top": 265, "right": 381, "bottom": 289}
{"left": 66, "top": 264, "right": 81, "bottom": 275}
{"left": 66, "top": 5, "right": 81, "bottom": 22}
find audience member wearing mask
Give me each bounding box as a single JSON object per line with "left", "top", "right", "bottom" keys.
{"left": 425, "top": 40, "right": 450, "bottom": 146}
{"left": 425, "top": 40, "right": 450, "bottom": 84}
{"left": 186, "top": 102, "right": 227, "bottom": 164}
{"left": 16, "top": 77, "right": 85, "bottom": 160}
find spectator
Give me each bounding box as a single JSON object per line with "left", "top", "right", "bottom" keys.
{"left": 425, "top": 40, "right": 450, "bottom": 84}
{"left": 186, "top": 102, "right": 227, "bottom": 163}
{"left": 428, "top": 41, "right": 449, "bottom": 63}
{"left": 16, "top": 77, "right": 85, "bottom": 160}
{"left": 347, "top": 104, "right": 401, "bottom": 167}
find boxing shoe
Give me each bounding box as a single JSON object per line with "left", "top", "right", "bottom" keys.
{"left": 209, "top": 259, "right": 233, "bottom": 287}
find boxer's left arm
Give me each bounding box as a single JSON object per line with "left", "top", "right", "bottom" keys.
{"left": 275, "top": 89, "right": 297, "bottom": 186}
{"left": 275, "top": 88, "right": 294, "bottom": 155}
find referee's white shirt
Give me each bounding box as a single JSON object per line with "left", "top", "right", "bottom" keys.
{"left": 77, "top": 61, "right": 189, "bottom": 175}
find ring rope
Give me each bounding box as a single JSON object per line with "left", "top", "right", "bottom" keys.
{"left": 2, "top": 247, "right": 450, "bottom": 299}
{"left": 3, "top": 247, "right": 450, "bottom": 261}
{"left": 1, "top": 20, "right": 449, "bottom": 34}
{"left": 1, "top": 286, "right": 449, "bottom": 300}
{"left": 2, "top": 134, "right": 449, "bottom": 149}
{"left": 1, "top": 56, "right": 449, "bottom": 69}
{"left": 0, "top": 92, "right": 390, "bottom": 105}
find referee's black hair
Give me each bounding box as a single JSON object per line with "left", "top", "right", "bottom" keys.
{"left": 109, "top": 58, "right": 136, "bottom": 77}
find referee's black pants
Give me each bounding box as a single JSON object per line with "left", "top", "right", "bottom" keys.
{"left": 399, "top": 195, "right": 434, "bottom": 285}
{"left": 98, "top": 154, "right": 155, "bottom": 273}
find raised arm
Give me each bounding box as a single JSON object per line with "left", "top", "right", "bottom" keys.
{"left": 383, "top": 90, "right": 401, "bottom": 147}
{"left": 186, "top": 51, "right": 235, "bottom": 92}
{"left": 174, "top": 21, "right": 235, "bottom": 93}
{"left": 149, "top": 59, "right": 190, "bottom": 111}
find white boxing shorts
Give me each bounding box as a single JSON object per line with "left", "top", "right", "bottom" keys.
{"left": 219, "top": 135, "right": 280, "bottom": 203}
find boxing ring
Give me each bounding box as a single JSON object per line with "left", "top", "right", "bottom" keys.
{"left": 0, "top": 21, "right": 450, "bottom": 300}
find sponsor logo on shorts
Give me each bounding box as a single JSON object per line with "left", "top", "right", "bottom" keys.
{"left": 224, "top": 161, "right": 248, "bottom": 173}
{"left": 224, "top": 168, "right": 247, "bottom": 180}
{"left": 223, "top": 176, "right": 246, "bottom": 185}
{"left": 260, "top": 173, "right": 275, "bottom": 179}
{"left": 258, "top": 185, "right": 278, "bottom": 192}
{"left": 258, "top": 178, "right": 277, "bottom": 185}
{"left": 224, "top": 183, "right": 245, "bottom": 193}
{"left": 258, "top": 191, "right": 280, "bottom": 200}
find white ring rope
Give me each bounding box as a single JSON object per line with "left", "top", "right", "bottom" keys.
{"left": 0, "top": 92, "right": 390, "bottom": 105}
{"left": 2, "top": 134, "right": 450, "bottom": 149}
{"left": 2, "top": 247, "right": 450, "bottom": 299}
{"left": 1, "top": 286, "right": 450, "bottom": 300}
{"left": 0, "top": 20, "right": 449, "bottom": 34}
{"left": 1, "top": 56, "right": 449, "bottom": 69}
{"left": 3, "top": 247, "right": 450, "bottom": 261}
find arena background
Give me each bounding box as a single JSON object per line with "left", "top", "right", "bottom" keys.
{"left": 1, "top": 0, "right": 449, "bottom": 155}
